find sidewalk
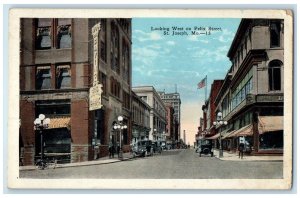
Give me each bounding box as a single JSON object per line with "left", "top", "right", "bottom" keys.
{"left": 213, "top": 149, "right": 283, "bottom": 161}
{"left": 19, "top": 152, "right": 134, "bottom": 171}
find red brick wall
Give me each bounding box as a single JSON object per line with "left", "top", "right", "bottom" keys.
{"left": 209, "top": 80, "right": 224, "bottom": 134}
{"left": 99, "top": 145, "right": 109, "bottom": 158}
{"left": 20, "top": 100, "right": 36, "bottom": 165}
{"left": 71, "top": 100, "right": 90, "bottom": 162}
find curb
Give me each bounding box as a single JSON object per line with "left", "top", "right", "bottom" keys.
{"left": 214, "top": 156, "right": 283, "bottom": 162}
{"left": 20, "top": 156, "right": 135, "bottom": 171}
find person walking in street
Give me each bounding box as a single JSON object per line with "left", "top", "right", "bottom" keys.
{"left": 238, "top": 142, "right": 245, "bottom": 159}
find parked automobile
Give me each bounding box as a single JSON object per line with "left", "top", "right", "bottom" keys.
{"left": 199, "top": 139, "right": 214, "bottom": 157}
{"left": 132, "top": 140, "right": 153, "bottom": 157}
{"left": 151, "top": 141, "right": 162, "bottom": 154}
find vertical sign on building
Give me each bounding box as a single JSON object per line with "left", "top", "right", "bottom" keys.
{"left": 89, "top": 22, "right": 103, "bottom": 111}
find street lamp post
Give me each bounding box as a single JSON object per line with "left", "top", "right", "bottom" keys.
{"left": 213, "top": 112, "right": 227, "bottom": 158}
{"left": 153, "top": 129, "right": 157, "bottom": 141}
{"left": 113, "top": 115, "right": 127, "bottom": 160}
{"left": 33, "top": 114, "right": 50, "bottom": 168}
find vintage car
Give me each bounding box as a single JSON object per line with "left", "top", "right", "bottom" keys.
{"left": 152, "top": 141, "right": 162, "bottom": 154}
{"left": 199, "top": 139, "right": 214, "bottom": 157}
{"left": 132, "top": 140, "right": 153, "bottom": 157}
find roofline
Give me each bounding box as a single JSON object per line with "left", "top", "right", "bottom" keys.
{"left": 227, "top": 19, "right": 251, "bottom": 59}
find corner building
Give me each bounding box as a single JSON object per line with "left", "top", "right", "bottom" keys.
{"left": 215, "top": 19, "right": 284, "bottom": 155}
{"left": 19, "top": 18, "right": 132, "bottom": 165}
{"left": 132, "top": 86, "right": 167, "bottom": 141}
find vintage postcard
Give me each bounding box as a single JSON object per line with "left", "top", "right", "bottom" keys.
{"left": 8, "top": 9, "right": 293, "bottom": 189}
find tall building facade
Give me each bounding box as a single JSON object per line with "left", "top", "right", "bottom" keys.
{"left": 158, "top": 91, "right": 181, "bottom": 142}
{"left": 132, "top": 86, "right": 167, "bottom": 141}
{"left": 19, "top": 18, "right": 132, "bottom": 165}
{"left": 131, "top": 91, "right": 151, "bottom": 143}
{"left": 201, "top": 80, "right": 224, "bottom": 138}
{"left": 214, "top": 19, "right": 284, "bottom": 154}
{"left": 165, "top": 103, "right": 175, "bottom": 142}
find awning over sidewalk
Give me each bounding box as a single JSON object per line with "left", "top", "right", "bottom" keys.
{"left": 227, "top": 124, "right": 253, "bottom": 138}
{"left": 47, "top": 116, "right": 71, "bottom": 130}
{"left": 222, "top": 130, "right": 237, "bottom": 139}
{"left": 258, "top": 116, "right": 283, "bottom": 134}
{"left": 206, "top": 133, "right": 220, "bottom": 140}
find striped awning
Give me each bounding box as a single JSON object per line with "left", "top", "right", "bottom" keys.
{"left": 48, "top": 116, "right": 71, "bottom": 130}
{"left": 258, "top": 116, "right": 283, "bottom": 134}
{"left": 222, "top": 130, "right": 237, "bottom": 139}
{"left": 227, "top": 124, "right": 252, "bottom": 138}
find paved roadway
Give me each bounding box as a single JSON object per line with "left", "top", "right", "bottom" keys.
{"left": 20, "top": 149, "right": 283, "bottom": 179}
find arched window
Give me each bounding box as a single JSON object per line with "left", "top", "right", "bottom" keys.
{"left": 268, "top": 60, "right": 282, "bottom": 91}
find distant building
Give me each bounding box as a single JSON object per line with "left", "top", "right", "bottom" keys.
{"left": 131, "top": 91, "right": 151, "bottom": 143}
{"left": 214, "top": 19, "right": 284, "bottom": 154}
{"left": 158, "top": 91, "right": 181, "bottom": 142}
{"left": 201, "top": 80, "right": 224, "bottom": 137}
{"left": 165, "top": 103, "right": 175, "bottom": 143}
{"left": 19, "top": 18, "right": 132, "bottom": 165}
{"left": 132, "top": 86, "right": 167, "bottom": 141}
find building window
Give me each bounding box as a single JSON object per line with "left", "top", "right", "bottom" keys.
{"left": 36, "top": 19, "right": 52, "bottom": 50}
{"left": 110, "top": 76, "right": 120, "bottom": 98}
{"left": 57, "top": 19, "right": 72, "bottom": 49}
{"left": 231, "top": 68, "right": 253, "bottom": 110}
{"left": 270, "top": 21, "right": 281, "bottom": 48}
{"left": 36, "top": 100, "right": 71, "bottom": 116}
{"left": 100, "top": 72, "right": 107, "bottom": 95}
{"left": 36, "top": 66, "right": 51, "bottom": 90}
{"left": 56, "top": 65, "right": 71, "bottom": 89}
{"left": 140, "top": 96, "right": 147, "bottom": 103}
{"left": 268, "top": 60, "right": 282, "bottom": 91}
{"left": 110, "top": 76, "right": 114, "bottom": 94}
{"left": 122, "top": 39, "right": 130, "bottom": 83}
{"left": 36, "top": 18, "right": 72, "bottom": 50}
{"left": 111, "top": 21, "right": 120, "bottom": 74}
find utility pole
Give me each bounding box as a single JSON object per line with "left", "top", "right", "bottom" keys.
{"left": 183, "top": 130, "right": 186, "bottom": 145}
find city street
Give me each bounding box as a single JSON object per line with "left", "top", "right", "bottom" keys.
{"left": 20, "top": 149, "right": 283, "bottom": 179}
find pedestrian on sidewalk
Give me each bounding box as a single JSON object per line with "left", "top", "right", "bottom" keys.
{"left": 109, "top": 143, "right": 114, "bottom": 158}
{"left": 117, "top": 143, "right": 120, "bottom": 158}
{"left": 238, "top": 142, "right": 245, "bottom": 159}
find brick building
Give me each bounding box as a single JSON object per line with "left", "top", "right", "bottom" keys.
{"left": 19, "top": 18, "right": 132, "bottom": 165}
{"left": 214, "top": 19, "right": 284, "bottom": 155}
{"left": 201, "top": 80, "right": 224, "bottom": 138}
{"left": 131, "top": 91, "right": 151, "bottom": 143}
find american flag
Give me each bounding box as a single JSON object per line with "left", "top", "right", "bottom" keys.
{"left": 197, "top": 77, "right": 206, "bottom": 89}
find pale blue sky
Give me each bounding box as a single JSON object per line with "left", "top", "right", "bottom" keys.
{"left": 132, "top": 18, "right": 241, "bottom": 142}
{"left": 132, "top": 18, "right": 240, "bottom": 102}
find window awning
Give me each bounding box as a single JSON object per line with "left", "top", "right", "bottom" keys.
{"left": 227, "top": 124, "right": 252, "bottom": 138}
{"left": 222, "top": 130, "right": 237, "bottom": 139}
{"left": 47, "top": 116, "right": 71, "bottom": 130}
{"left": 258, "top": 116, "right": 283, "bottom": 134}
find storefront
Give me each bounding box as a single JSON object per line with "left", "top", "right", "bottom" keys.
{"left": 35, "top": 100, "right": 72, "bottom": 163}
{"left": 257, "top": 116, "right": 283, "bottom": 152}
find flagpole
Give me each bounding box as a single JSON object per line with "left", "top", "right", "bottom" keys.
{"left": 205, "top": 75, "right": 207, "bottom": 101}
